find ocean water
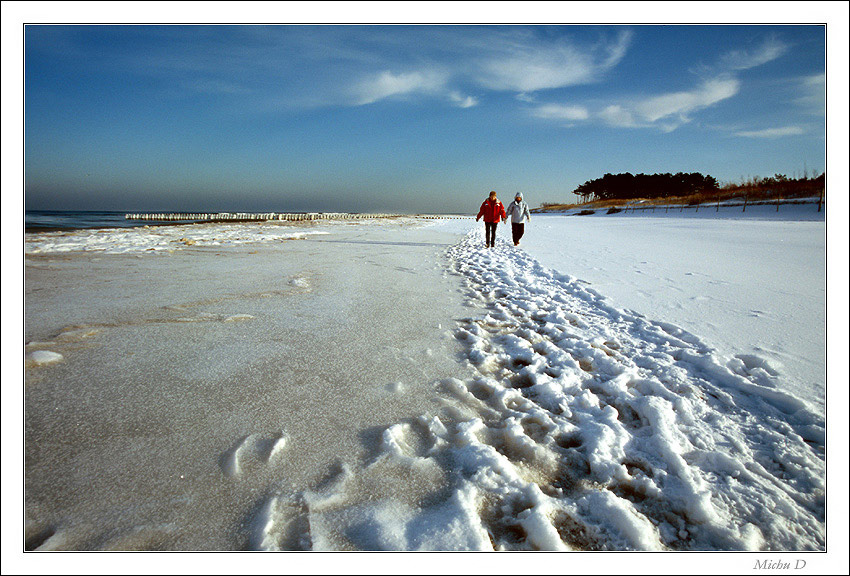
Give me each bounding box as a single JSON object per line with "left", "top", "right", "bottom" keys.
{"left": 25, "top": 210, "right": 146, "bottom": 231}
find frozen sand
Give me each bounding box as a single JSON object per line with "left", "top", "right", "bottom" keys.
{"left": 25, "top": 219, "right": 472, "bottom": 550}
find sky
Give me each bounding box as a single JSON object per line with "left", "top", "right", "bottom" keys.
{"left": 23, "top": 23, "right": 828, "bottom": 213}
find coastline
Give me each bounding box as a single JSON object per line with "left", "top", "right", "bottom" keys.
{"left": 24, "top": 211, "right": 471, "bottom": 235}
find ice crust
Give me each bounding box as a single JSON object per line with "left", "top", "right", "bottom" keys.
{"left": 24, "top": 220, "right": 334, "bottom": 254}
{"left": 23, "top": 215, "right": 825, "bottom": 551}
{"left": 25, "top": 350, "right": 64, "bottom": 367}
{"left": 25, "top": 219, "right": 471, "bottom": 551}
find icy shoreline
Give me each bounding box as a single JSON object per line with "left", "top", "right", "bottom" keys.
{"left": 25, "top": 219, "right": 473, "bottom": 550}
{"left": 24, "top": 215, "right": 473, "bottom": 254}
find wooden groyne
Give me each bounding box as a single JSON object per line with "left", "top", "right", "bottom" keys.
{"left": 125, "top": 213, "right": 474, "bottom": 223}
{"left": 125, "top": 212, "right": 401, "bottom": 222}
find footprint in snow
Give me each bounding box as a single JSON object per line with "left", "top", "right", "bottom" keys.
{"left": 220, "top": 432, "right": 288, "bottom": 478}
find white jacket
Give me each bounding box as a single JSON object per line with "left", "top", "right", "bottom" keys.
{"left": 505, "top": 197, "right": 530, "bottom": 223}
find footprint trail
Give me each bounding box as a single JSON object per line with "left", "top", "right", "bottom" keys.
{"left": 424, "top": 228, "right": 825, "bottom": 550}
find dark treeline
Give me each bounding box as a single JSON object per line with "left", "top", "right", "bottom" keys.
{"left": 730, "top": 172, "right": 825, "bottom": 195}
{"left": 574, "top": 172, "right": 719, "bottom": 202}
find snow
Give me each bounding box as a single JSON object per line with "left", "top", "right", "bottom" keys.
{"left": 430, "top": 223, "right": 824, "bottom": 551}
{"left": 524, "top": 204, "right": 826, "bottom": 411}
{"left": 25, "top": 350, "right": 63, "bottom": 367}
{"left": 22, "top": 209, "right": 830, "bottom": 557}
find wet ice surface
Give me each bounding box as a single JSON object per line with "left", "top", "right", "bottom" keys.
{"left": 24, "top": 216, "right": 825, "bottom": 552}
{"left": 25, "top": 219, "right": 473, "bottom": 550}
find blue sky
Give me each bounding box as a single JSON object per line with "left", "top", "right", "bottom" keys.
{"left": 24, "top": 24, "right": 826, "bottom": 213}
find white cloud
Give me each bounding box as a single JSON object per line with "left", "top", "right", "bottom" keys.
{"left": 533, "top": 104, "right": 590, "bottom": 121}
{"left": 107, "top": 26, "right": 634, "bottom": 111}
{"left": 632, "top": 78, "right": 740, "bottom": 124}
{"left": 735, "top": 126, "right": 805, "bottom": 138}
{"left": 449, "top": 92, "right": 478, "bottom": 108}
{"left": 533, "top": 77, "right": 739, "bottom": 131}
{"left": 719, "top": 37, "right": 788, "bottom": 71}
{"left": 351, "top": 71, "right": 482, "bottom": 108}
{"left": 527, "top": 34, "right": 795, "bottom": 132}
{"left": 473, "top": 29, "right": 632, "bottom": 93}
{"left": 352, "top": 70, "right": 447, "bottom": 105}
{"left": 795, "top": 73, "right": 825, "bottom": 114}
{"left": 339, "top": 29, "right": 634, "bottom": 109}
{"left": 476, "top": 48, "right": 596, "bottom": 92}
{"left": 598, "top": 105, "right": 636, "bottom": 127}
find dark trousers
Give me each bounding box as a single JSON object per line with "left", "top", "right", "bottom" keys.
{"left": 484, "top": 222, "right": 498, "bottom": 247}
{"left": 511, "top": 222, "right": 525, "bottom": 245}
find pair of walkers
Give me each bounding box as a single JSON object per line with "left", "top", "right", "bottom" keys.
{"left": 475, "top": 190, "right": 530, "bottom": 248}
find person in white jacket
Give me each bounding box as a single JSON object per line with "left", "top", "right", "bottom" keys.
{"left": 504, "top": 192, "right": 531, "bottom": 246}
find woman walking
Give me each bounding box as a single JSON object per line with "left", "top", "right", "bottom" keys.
{"left": 476, "top": 190, "right": 506, "bottom": 248}
{"left": 504, "top": 192, "right": 531, "bottom": 246}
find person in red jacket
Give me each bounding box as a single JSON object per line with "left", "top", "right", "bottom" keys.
{"left": 476, "top": 190, "right": 506, "bottom": 248}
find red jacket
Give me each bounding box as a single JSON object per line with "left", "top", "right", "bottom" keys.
{"left": 477, "top": 198, "right": 506, "bottom": 223}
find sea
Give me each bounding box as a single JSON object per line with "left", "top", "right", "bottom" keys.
{"left": 26, "top": 211, "right": 178, "bottom": 232}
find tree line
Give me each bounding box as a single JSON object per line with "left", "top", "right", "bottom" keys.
{"left": 574, "top": 172, "right": 719, "bottom": 202}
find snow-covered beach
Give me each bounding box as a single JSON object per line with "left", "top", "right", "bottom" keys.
{"left": 23, "top": 207, "right": 828, "bottom": 556}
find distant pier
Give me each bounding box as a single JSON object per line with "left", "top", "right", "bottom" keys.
{"left": 124, "top": 212, "right": 470, "bottom": 222}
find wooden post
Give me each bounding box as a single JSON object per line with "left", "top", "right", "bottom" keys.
{"left": 818, "top": 189, "right": 823, "bottom": 212}
{"left": 743, "top": 194, "right": 748, "bottom": 213}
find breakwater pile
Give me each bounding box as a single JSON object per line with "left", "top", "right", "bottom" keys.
{"left": 125, "top": 213, "right": 471, "bottom": 222}
{"left": 126, "top": 212, "right": 397, "bottom": 222}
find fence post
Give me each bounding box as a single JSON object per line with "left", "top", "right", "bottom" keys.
{"left": 743, "top": 194, "right": 748, "bottom": 213}
{"left": 818, "top": 189, "right": 823, "bottom": 212}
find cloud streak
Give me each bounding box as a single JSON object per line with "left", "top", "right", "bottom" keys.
{"left": 794, "top": 73, "right": 825, "bottom": 115}
{"left": 28, "top": 25, "right": 635, "bottom": 112}
{"left": 346, "top": 28, "right": 632, "bottom": 107}
{"left": 718, "top": 37, "right": 788, "bottom": 71}
{"left": 449, "top": 92, "right": 479, "bottom": 108}
{"left": 533, "top": 103, "right": 590, "bottom": 121}
{"left": 472, "top": 29, "right": 632, "bottom": 92}
{"left": 530, "top": 35, "right": 792, "bottom": 132}
{"left": 735, "top": 126, "right": 805, "bottom": 138}
{"left": 351, "top": 70, "right": 448, "bottom": 105}
{"left": 632, "top": 78, "right": 740, "bottom": 124}
{"left": 533, "top": 77, "right": 740, "bottom": 132}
